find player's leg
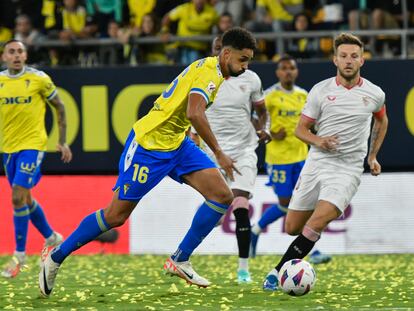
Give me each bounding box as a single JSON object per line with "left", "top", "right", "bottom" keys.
{"left": 165, "top": 168, "right": 233, "bottom": 287}
{"left": 263, "top": 163, "right": 319, "bottom": 290}
{"left": 20, "top": 152, "right": 64, "bottom": 257}
{"left": 232, "top": 189, "right": 252, "bottom": 283}
{"left": 250, "top": 164, "right": 293, "bottom": 258}
{"left": 164, "top": 138, "right": 233, "bottom": 287}
{"left": 2, "top": 152, "right": 32, "bottom": 278}
{"left": 40, "top": 129, "right": 169, "bottom": 296}
{"left": 39, "top": 192, "right": 137, "bottom": 297}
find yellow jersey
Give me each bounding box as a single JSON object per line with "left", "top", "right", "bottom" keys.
{"left": 265, "top": 83, "right": 308, "bottom": 165}
{"left": 168, "top": 2, "right": 218, "bottom": 51}
{"left": 134, "top": 56, "right": 224, "bottom": 151}
{"left": 128, "top": 0, "right": 156, "bottom": 27}
{"left": 257, "top": 0, "right": 302, "bottom": 22}
{"left": 0, "top": 67, "right": 57, "bottom": 153}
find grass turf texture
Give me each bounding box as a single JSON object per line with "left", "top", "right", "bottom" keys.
{"left": 1, "top": 254, "right": 413, "bottom": 311}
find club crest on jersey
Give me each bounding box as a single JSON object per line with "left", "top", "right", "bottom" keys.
{"left": 206, "top": 81, "right": 216, "bottom": 94}
{"left": 362, "top": 96, "right": 372, "bottom": 106}
{"left": 327, "top": 95, "right": 336, "bottom": 101}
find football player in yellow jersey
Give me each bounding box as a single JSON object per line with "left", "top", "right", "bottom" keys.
{"left": 0, "top": 40, "right": 72, "bottom": 278}
{"left": 40, "top": 27, "right": 256, "bottom": 296}
{"left": 250, "top": 56, "right": 331, "bottom": 276}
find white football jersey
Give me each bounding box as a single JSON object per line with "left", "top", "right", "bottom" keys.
{"left": 302, "top": 77, "right": 385, "bottom": 174}
{"left": 204, "top": 69, "right": 265, "bottom": 158}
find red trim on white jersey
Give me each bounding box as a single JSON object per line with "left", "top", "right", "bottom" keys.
{"left": 335, "top": 76, "right": 363, "bottom": 89}
{"left": 301, "top": 113, "right": 316, "bottom": 122}
{"left": 373, "top": 105, "right": 386, "bottom": 119}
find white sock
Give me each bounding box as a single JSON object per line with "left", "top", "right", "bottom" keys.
{"left": 13, "top": 251, "right": 26, "bottom": 262}
{"left": 238, "top": 258, "right": 249, "bottom": 271}
{"left": 46, "top": 232, "right": 56, "bottom": 243}
{"left": 252, "top": 224, "right": 261, "bottom": 235}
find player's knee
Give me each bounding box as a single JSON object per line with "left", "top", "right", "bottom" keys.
{"left": 11, "top": 190, "right": 26, "bottom": 208}
{"left": 103, "top": 208, "right": 128, "bottom": 228}
{"left": 284, "top": 220, "right": 303, "bottom": 236}
{"left": 212, "top": 188, "right": 233, "bottom": 206}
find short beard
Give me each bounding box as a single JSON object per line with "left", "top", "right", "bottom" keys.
{"left": 339, "top": 68, "right": 359, "bottom": 81}
{"left": 228, "top": 64, "right": 245, "bottom": 77}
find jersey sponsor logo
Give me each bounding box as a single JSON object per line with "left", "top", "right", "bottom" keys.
{"left": 20, "top": 162, "right": 37, "bottom": 173}
{"left": 0, "top": 96, "right": 32, "bottom": 104}
{"left": 278, "top": 110, "right": 300, "bottom": 116}
{"left": 327, "top": 95, "right": 336, "bottom": 101}
{"left": 206, "top": 81, "right": 216, "bottom": 94}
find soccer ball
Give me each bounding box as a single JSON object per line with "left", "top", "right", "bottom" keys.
{"left": 278, "top": 259, "right": 316, "bottom": 296}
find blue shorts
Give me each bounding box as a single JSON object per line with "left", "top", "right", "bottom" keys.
{"left": 266, "top": 161, "right": 305, "bottom": 198}
{"left": 113, "top": 130, "right": 217, "bottom": 201}
{"left": 3, "top": 150, "right": 45, "bottom": 189}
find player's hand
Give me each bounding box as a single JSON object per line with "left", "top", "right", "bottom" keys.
{"left": 271, "top": 128, "right": 287, "bottom": 141}
{"left": 57, "top": 143, "right": 73, "bottom": 163}
{"left": 368, "top": 157, "right": 381, "bottom": 176}
{"left": 316, "top": 135, "right": 339, "bottom": 152}
{"left": 215, "top": 150, "right": 241, "bottom": 182}
{"left": 256, "top": 129, "right": 271, "bottom": 143}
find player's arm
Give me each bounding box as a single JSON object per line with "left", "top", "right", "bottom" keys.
{"left": 187, "top": 93, "right": 240, "bottom": 181}
{"left": 49, "top": 95, "right": 73, "bottom": 163}
{"left": 367, "top": 106, "right": 388, "bottom": 176}
{"left": 253, "top": 101, "right": 270, "bottom": 142}
{"left": 295, "top": 115, "right": 338, "bottom": 152}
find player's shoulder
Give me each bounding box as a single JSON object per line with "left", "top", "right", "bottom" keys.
{"left": 360, "top": 77, "right": 384, "bottom": 93}
{"left": 360, "top": 77, "right": 385, "bottom": 103}
{"left": 0, "top": 69, "right": 8, "bottom": 79}
{"left": 25, "top": 67, "right": 51, "bottom": 79}
{"left": 263, "top": 83, "right": 280, "bottom": 96}
{"left": 192, "top": 57, "right": 223, "bottom": 79}
{"left": 293, "top": 85, "right": 308, "bottom": 95}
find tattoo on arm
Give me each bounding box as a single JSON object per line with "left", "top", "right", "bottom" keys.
{"left": 369, "top": 116, "right": 388, "bottom": 158}
{"left": 50, "top": 96, "right": 67, "bottom": 145}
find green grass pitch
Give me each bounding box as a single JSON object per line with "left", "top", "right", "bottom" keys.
{"left": 1, "top": 254, "right": 414, "bottom": 310}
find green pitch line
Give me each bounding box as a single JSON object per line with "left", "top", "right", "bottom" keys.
{"left": 1, "top": 254, "right": 413, "bottom": 310}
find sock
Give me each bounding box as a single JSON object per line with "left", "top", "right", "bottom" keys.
{"left": 238, "top": 257, "right": 249, "bottom": 271}
{"left": 275, "top": 233, "right": 317, "bottom": 272}
{"left": 51, "top": 209, "right": 110, "bottom": 264}
{"left": 14, "top": 251, "right": 26, "bottom": 263}
{"left": 251, "top": 224, "right": 261, "bottom": 235}
{"left": 29, "top": 200, "right": 53, "bottom": 239}
{"left": 258, "top": 204, "right": 286, "bottom": 229}
{"left": 13, "top": 205, "right": 30, "bottom": 252}
{"left": 234, "top": 208, "right": 250, "bottom": 259}
{"left": 171, "top": 200, "right": 229, "bottom": 262}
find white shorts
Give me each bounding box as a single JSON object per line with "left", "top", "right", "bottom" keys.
{"left": 289, "top": 160, "right": 361, "bottom": 213}
{"left": 205, "top": 149, "right": 258, "bottom": 196}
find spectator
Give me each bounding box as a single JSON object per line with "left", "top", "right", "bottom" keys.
{"left": 14, "top": 15, "right": 44, "bottom": 45}
{"left": 59, "top": 0, "right": 92, "bottom": 41}
{"left": 213, "top": 0, "right": 245, "bottom": 26}
{"left": 86, "top": 0, "right": 123, "bottom": 37}
{"left": 162, "top": 0, "right": 218, "bottom": 65}
{"left": 286, "top": 13, "right": 321, "bottom": 59}
{"left": 215, "top": 11, "right": 234, "bottom": 34}
{"left": 136, "top": 14, "right": 168, "bottom": 64}
{"left": 127, "top": 0, "right": 156, "bottom": 29}
{"left": 247, "top": 0, "right": 303, "bottom": 32}
{"left": 0, "top": 23, "right": 13, "bottom": 46}
{"left": 100, "top": 20, "right": 126, "bottom": 64}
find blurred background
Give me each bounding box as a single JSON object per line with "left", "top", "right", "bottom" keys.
{"left": 0, "top": 0, "right": 413, "bottom": 256}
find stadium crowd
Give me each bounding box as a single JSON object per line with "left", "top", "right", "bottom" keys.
{"left": 0, "top": 0, "right": 413, "bottom": 66}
